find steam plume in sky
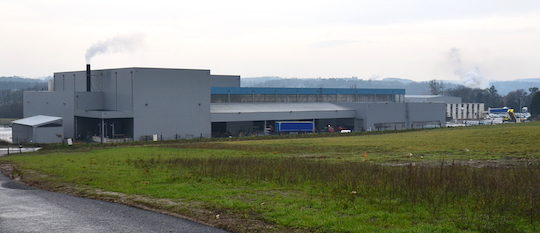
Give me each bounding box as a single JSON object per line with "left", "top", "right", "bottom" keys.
{"left": 85, "top": 34, "right": 144, "bottom": 63}
{"left": 448, "top": 48, "right": 489, "bottom": 89}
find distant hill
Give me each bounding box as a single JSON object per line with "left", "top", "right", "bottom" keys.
{"left": 381, "top": 77, "right": 416, "bottom": 84}
{"left": 241, "top": 77, "right": 456, "bottom": 95}
{"left": 241, "top": 77, "right": 540, "bottom": 95}
{"left": 2, "top": 75, "right": 538, "bottom": 95}
{"left": 491, "top": 79, "right": 540, "bottom": 95}
{"left": 0, "top": 76, "right": 48, "bottom": 90}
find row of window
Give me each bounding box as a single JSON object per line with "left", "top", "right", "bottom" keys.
{"left": 211, "top": 94, "right": 402, "bottom": 103}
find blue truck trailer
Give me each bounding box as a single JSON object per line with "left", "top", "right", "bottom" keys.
{"left": 275, "top": 121, "right": 314, "bottom": 133}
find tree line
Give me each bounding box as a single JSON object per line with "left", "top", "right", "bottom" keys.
{"left": 0, "top": 84, "right": 46, "bottom": 118}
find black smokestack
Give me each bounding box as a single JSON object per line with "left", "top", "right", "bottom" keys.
{"left": 86, "top": 64, "right": 91, "bottom": 92}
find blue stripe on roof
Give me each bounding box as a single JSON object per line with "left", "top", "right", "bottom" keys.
{"left": 211, "top": 87, "right": 405, "bottom": 95}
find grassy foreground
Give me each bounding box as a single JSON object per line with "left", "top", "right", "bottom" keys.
{"left": 1, "top": 123, "right": 540, "bottom": 232}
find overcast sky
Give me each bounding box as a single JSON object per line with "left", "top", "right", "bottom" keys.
{"left": 1, "top": 0, "right": 539, "bottom": 84}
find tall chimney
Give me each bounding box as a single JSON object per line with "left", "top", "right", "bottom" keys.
{"left": 86, "top": 64, "right": 91, "bottom": 92}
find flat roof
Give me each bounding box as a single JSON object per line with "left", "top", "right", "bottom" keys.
{"left": 55, "top": 67, "right": 211, "bottom": 75}
{"left": 404, "top": 95, "right": 462, "bottom": 104}
{"left": 405, "top": 95, "right": 442, "bottom": 98}
{"left": 210, "top": 103, "right": 357, "bottom": 122}
{"left": 211, "top": 87, "right": 405, "bottom": 95}
{"left": 12, "top": 115, "right": 62, "bottom": 127}
{"left": 211, "top": 103, "right": 354, "bottom": 113}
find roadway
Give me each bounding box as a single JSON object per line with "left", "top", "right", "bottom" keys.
{"left": 0, "top": 173, "right": 228, "bottom": 233}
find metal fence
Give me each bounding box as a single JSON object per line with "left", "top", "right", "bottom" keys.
{"left": 0, "top": 147, "right": 40, "bottom": 156}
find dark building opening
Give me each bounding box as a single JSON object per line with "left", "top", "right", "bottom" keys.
{"left": 75, "top": 117, "right": 133, "bottom": 142}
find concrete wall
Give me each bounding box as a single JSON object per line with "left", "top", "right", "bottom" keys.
{"left": 24, "top": 91, "right": 75, "bottom": 138}
{"left": 211, "top": 75, "right": 240, "bottom": 87}
{"left": 132, "top": 68, "right": 211, "bottom": 140}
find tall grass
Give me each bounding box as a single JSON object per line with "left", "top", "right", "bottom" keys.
{"left": 129, "top": 156, "right": 540, "bottom": 232}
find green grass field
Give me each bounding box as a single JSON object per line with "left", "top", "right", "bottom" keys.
{"left": 181, "top": 122, "right": 540, "bottom": 162}
{"left": 1, "top": 122, "right": 540, "bottom": 232}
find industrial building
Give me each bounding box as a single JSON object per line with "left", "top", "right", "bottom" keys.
{"left": 13, "top": 66, "right": 446, "bottom": 143}
{"left": 405, "top": 95, "right": 485, "bottom": 121}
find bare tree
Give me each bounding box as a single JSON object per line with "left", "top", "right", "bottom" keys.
{"left": 428, "top": 80, "right": 444, "bottom": 95}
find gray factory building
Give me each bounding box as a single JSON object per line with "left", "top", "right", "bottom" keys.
{"left": 405, "top": 95, "right": 485, "bottom": 121}
{"left": 15, "top": 66, "right": 445, "bottom": 142}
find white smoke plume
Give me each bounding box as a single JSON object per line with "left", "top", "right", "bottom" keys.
{"left": 85, "top": 34, "right": 144, "bottom": 63}
{"left": 448, "top": 48, "right": 489, "bottom": 89}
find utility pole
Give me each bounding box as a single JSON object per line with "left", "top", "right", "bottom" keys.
{"left": 101, "top": 119, "right": 104, "bottom": 143}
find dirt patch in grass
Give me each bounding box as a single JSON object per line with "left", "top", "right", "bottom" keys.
{"left": 383, "top": 158, "right": 540, "bottom": 168}
{"left": 0, "top": 163, "right": 290, "bottom": 233}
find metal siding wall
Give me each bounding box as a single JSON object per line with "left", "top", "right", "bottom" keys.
{"left": 100, "top": 70, "right": 116, "bottom": 110}
{"left": 75, "top": 92, "right": 104, "bottom": 111}
{"left": 406, "top": 103, "right": 446, "bottom": 127}
{"left": 11, "top": 124, "right": 32, "bottom": 143}
{"left": 23, "top": 91, "right": 75, "bottom": 138}
{"left": 132, "top": 69, "right": 211, "bottom": 140}
{"left": 34, "top": 127, "right": 63, "bottom": 143}
{"left": 337, "top": 103, "right": 407, "bottom": 131}
{"left": 96, "top": 69, "right": 134, "bottom": 112}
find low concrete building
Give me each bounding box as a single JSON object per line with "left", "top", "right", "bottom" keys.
{"left": 11, "top": 115, "right": 63, "bottom": 143}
